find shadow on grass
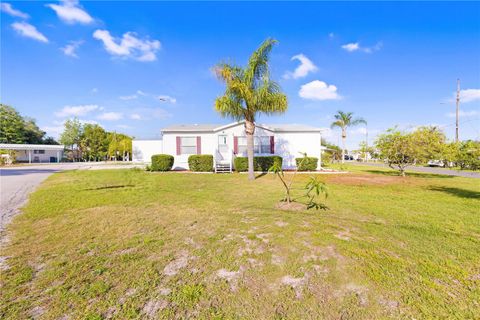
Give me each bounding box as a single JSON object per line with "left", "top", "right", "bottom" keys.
{"left": 255, "top": 172, "right": 268, "bottom": 179}
{"left": 85, "top": 184, "right": 135, "bottom": 190}
{"left": 428, "top": 186, "right": 480, "bottom": 199}
{"left": 365, "top": 169, "right": 454, "bottom": 179}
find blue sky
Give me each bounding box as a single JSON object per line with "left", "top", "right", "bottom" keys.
{"left": 1, "top": 1, "right": 479, "bottom": 149}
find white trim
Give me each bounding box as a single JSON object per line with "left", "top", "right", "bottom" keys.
{"left": 0, "top": 143, "right": 65, "bottom": 151}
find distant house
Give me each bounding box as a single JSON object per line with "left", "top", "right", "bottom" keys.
{"left": 133, "top": 121, "right": 324, "bottom": 171}
{"left": 0, "top": 144, "right": 65, "bottom": 163}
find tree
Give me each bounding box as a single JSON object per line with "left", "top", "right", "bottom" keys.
{"left": 375, "top": 126, "right": 447, "bottom": 176}
{"left": 59, "top": 118, "right": 83, "bottom": 161}
{"left": 214, "top": 38, "right": 288, "bottom": 180}
{"left": 357, "top": 141, "right": 376, "bottom": 162}
{"left": 23, "top": 117, "right": 46, "bottom": 144}
{"left": 107, "top": 132, "right": 132, "bottom": 161}
{"left": 330, "top": 111, "right": 367, "bottom": 164}
{"left": 80, "top": 124, "right": 108, "bottom": 161}
{"left": 0, "top": 104, "right": 53, "bottom": 145}
{"left": 43, "top": 136, "right": 59, "bottom": 145}
{"left": 375, "top": 128, "right": 415, "bottom": 176}
{"left": 0, "top": 104, "right": 26, "bottom": 143}
{"left": 456, "top": 140, "right": 480, "bottom": 170}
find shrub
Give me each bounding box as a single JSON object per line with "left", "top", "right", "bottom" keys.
{"left": 296, "top": 157, "right": 318, "bottom": 171}
{"left": 321, "top": 152, "right": 332, "bottom": 166}
{"left": 151, "top": 154, "right": 174, "bottom": 171}
{"left": 188, "top": 155, "right": 213, "bottom": 172}
{"left": 234, "top": 156, "right": 282, "bottom": 172}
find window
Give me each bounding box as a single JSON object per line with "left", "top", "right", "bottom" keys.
{"left": 33, "top": 150, "right": 45, "bottom": 154}
{"left": 237, "top": 136, "right": 271, "bottom": 155}
{"left": 180, "top": 137, "right": 197, "bottom": 155}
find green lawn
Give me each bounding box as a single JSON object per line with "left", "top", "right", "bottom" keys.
{"left": 1, "top": 166, "right": 479, "bottom": 319}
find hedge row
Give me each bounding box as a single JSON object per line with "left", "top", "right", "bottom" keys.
{"left": 296, "top": 157, "right": 318, "bottom": 171}
{"left": 188, "top": 155, "right": 213, "bottom": 172}
{"left": 234, "top": 156, "right": 282, "bottom": 172}
{"left": 151, "top": 154, "right": 318, "bottom": 172}
{"left": 151, "top": 154, "right": 174, "bottom": 171}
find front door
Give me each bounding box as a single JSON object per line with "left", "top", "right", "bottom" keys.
{"left": 218, "top": 135, "right": 228, "bottom": 161}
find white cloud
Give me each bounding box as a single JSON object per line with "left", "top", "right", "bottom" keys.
{"left": 119, "top": 94, "right": 138, "bottom": 100}
{"left": 342, "top": 42, "right": 382, "bottom": 53}
{"left": 46, "top": 0, "right": 93, "bottom": 25}
{"left": 460, "top": 89, "right": 480, "bottom": 103}
{"left": 41, "top": 125, "right": 64, "bottom": 138}
{"left": 55, "top": 104, "right": 99, "bottom": 117}
{"left": 97, "top": 112, "right": 123, "bottom": 121}
{"left": 130, "top": 113, "right": 142, "bottom": 120}
{"left": 78, "top": 119, "right": 98, "bottom": 125}
{"left": 341, "top": 42, "right": 359, "bottom": 52}
{"left": 446, "top": 110, "right": 479, "bottom": 118}
{"left": 299, "top": 80, "right": 342, "bottom": 101}
{"left": 1, "top": 3, "right": 29, "bottom": 19}
{"left": 93, "top": 29, "right": 161, "bottom": 62}
{"left": 117, "top": 124, "right": 132, "bottom": 129}
{"left": 61, "top": 40, "right": 83, "bottom": 58}
{"left": 137, "top": 90, "right": 147, "bottom": 96}
{"left": 283, "top": 54, "right": 318, "bottom": 80}
{"left": 11, "top": 22, "right": 48, "bottom": 43}
{"left": 157, "top": 95, "right": 176, "bottom": 103}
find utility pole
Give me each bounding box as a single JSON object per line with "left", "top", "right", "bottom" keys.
{"left": 455, "top": 78, "right": 460, "bottom": 142}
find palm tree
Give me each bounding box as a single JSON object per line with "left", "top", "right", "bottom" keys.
{"left": 214, "top": 38, "right": 288, "bottom": 180}
{"left": 330, "top": 111, "right": 367, "bottom": 163}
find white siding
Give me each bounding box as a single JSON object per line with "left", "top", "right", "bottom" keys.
{"left": 132, "top": 140, "right": 163, "bottom": 163}
{"left": 275, "top": 132, "right": 322, "bottom": 169}
{"left": 15, "top": 149, "right": 62, "bottom": 163}
{"left": 160, "top": 123, "right": 321, "bottom": 170}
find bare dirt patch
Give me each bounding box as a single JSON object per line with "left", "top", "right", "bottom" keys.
{"left": 216, "top": 268, "right": 243, "bottom": 291}
{"left": 142, "top": 299, "right": 168, "bottom": 318}
{"left": 275, "top": 202, "right": 306, "bottom": 211}
{"left": 163, "top": 250, "right": 192, "bottom": 276}
{"left": 281, "top": 274, "right": 309, "bottom": 298}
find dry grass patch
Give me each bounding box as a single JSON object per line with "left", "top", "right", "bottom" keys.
{"left": 1, "top": 168, "right": 479, "bottom": 319}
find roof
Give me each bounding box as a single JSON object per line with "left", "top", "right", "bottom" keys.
{"left": 162, "top": 124, "right": 220, "bottom": 132}
{"left": 0, "top": 143, "right": 65, "bottom": 150}
{"left": 162, "top": 121, "right": 323, "bottom": 133}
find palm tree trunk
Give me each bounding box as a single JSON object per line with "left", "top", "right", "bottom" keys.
{"left": 245, "top": 120, "right": 255, "bottom": 180}
{"left": 341, "top": 130, "right": 346, "bottom": 164}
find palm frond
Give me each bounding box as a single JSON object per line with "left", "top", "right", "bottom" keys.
{"left": 245, "top": 38, "right": 278, "bottom": 88}
{"left": 351, "top": 118, "right": 367, "bottom": 126}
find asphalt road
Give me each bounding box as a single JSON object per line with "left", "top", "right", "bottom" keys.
{"left": 0, "top": 163, "right": 143, "bottom": 240}
{"left": 349, "top": 162, "right": 480, "bottom": 178}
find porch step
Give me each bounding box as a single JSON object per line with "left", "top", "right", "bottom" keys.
{"left": 215, "top": 163, "right": 232, "bottom": 173}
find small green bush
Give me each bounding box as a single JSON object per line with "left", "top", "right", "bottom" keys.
{"left": 188, "top": 155, "right": 213, "bottom": 172}
{"left": 296, "top": 157, "right": 318, "bottom": 171}
{"left": 151, "top": 154, "right": 174, "bottom": 171}
{"left": 234, "top": 156, "right": 282, "bottom": 172}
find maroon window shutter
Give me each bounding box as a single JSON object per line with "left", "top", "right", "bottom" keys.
{"left": 196, "top": 136, "right": 201, "bottom": 154}
{"left": 233, "top": 136, "right": 238, "bottom": 154}
{"left": 270, "top": 136, "right": 275, "bottom": 154}
{"left": 176, "top": 136, "right": 181, "bottom": 155}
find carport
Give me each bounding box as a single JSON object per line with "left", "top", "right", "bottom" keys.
{"left": 0, "top": 143, "right": 65, "bottom": 163}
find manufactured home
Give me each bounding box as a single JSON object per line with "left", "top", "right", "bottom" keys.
{"left": 133, "top": 121, "right": 324, "bottom": 171}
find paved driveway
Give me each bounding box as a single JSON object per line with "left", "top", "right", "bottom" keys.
{"left": 0, "top": 163, "right": 143, "bottom": 239}
{"left": 349, "top": 162, "right": 480, "bottom": 178}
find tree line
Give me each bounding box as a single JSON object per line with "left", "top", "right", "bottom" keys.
{"left": 59, "top": 118, "right": 132, "bottom": 162}
{"left": 375, "top": 126, "right": 480, "bottom": 175}
{"left": 0, "top": 104, "right": 132, "bottom": 162}
{"left": 0, "top": 104, "right": 58, "bottom": 144}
